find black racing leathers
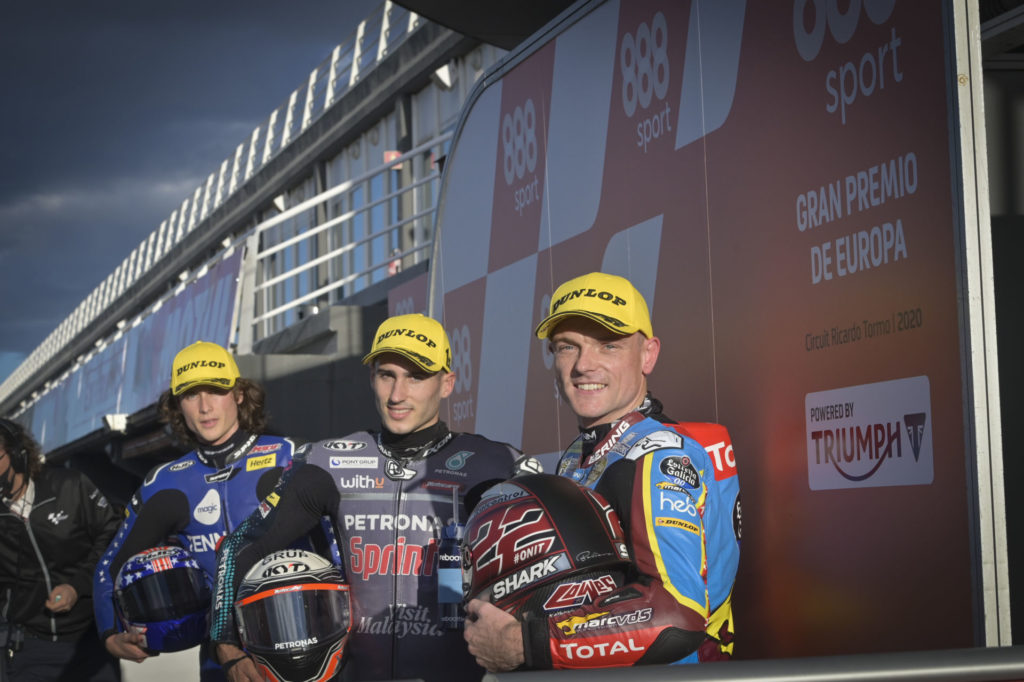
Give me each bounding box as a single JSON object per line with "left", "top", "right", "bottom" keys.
{"left": 1, "top": 467, "right": 119, "bottom": 641}
{"left": 212, "top": 422, "right": 522, "bottom": 682}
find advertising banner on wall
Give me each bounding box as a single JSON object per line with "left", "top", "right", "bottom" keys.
{"left": 432, "top": 0, "right": 975, "bottom": 658}
{"left": 27, "top": 249, "right": 243, "bottom": 451}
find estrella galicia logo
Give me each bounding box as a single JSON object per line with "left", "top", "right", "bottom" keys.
{"left": 384, "top": 458, "right": 416, "bottom": 481}
{"left": 445, "top": 451, "right": 474, "bottom": 470}
{"left": 660, "top": 456, "right": 699, "bottom": 489}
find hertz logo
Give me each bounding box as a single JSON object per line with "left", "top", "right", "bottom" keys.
{"left": 246, "top": 454, "right": 276, "bottom": 471}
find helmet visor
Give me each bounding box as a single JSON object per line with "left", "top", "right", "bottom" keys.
{"left": 236, "top": 584, "right": 351, "bottom": 654}
{"left": 118, "top": 566, "right": 211, "bottom": 623}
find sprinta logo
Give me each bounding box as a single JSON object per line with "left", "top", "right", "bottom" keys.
{"left": 806, "top": 375, "right": 933, "bottom": 490}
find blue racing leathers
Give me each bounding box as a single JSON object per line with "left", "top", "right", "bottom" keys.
{"left": 93, "top": 432, "right": 296, "bottom": 676}
{"left": 521, "top": 399, "right": 740, "bottom": 669}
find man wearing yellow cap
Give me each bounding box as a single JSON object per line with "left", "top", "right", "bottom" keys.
{"left": 93, "top": 341, "right": 300, "bottom": 681}
{"left": 210, "top": 314, "right": 531, "bottom": 682}
{"left": 464, "top": 272, "right": 741, "bottom": 670}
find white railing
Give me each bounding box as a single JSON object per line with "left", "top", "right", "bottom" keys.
{"left": 0, "top": 1, "right": 422, "bottom": 408}
{"left": 237, "top": 133, "right": 451, "bottom": 348}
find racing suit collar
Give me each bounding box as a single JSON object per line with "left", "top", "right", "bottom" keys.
{"left": 196, "top": 429, "right": 256, "bottom": 468}
{"left": 578, "top": 393, "right": 667, "bottom": 458}
{"left": 377, "top": 421, "right": 453, "bottom": 461}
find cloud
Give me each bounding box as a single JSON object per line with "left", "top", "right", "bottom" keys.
{"left": 0, "top": 171, "right": 209, "bottom": 353}
{"left": 0, "top": 0, "right": 381, "bottom": 365}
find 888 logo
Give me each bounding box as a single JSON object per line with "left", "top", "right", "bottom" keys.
{"left": 502, "top": 99, "right": 542, "bottom": 216}
{"left": 621, "top": 11, "right": 673, "bottom": 153}
{"left": 449, "top": 324, "right": 475, "bottom": 423}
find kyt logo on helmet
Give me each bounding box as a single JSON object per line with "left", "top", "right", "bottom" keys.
{"left": 235, "top": 549, "right": 351, "bottom": 682}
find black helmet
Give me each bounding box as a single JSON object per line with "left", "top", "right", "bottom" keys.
{"left": 462, "top": 474, "right": 631, "bottom": 617}
{"left": 235, "top": 549, "right": 351, "bottom": 682}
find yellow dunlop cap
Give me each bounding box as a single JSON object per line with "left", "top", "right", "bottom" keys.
{"left": 171, "top": 341, "right": 240, "bottom": 396}
{"left": 535, "top": 272, "right": 653, "bottom": 339}
{"left": 361, "top": 314, "right": 451, "bottom": 372}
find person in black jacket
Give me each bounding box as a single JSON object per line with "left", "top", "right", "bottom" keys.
{"left": 0, "top": 417, "right": 121, "bottom": 681}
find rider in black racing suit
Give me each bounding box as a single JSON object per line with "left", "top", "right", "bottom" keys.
{"left": 211, "top": 314, "right": 533, "bottom": 682}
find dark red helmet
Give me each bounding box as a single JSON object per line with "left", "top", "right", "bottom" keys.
{"left": 462, "top": 474, "right": 631, "bottom": 617}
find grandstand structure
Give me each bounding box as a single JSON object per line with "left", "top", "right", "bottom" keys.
{"left": 0, "top": 1, "right": 567, "bottom": 495}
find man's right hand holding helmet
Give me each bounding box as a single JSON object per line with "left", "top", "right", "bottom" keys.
{"left": 104, "top": 630, "right": 150, "bottom": 665}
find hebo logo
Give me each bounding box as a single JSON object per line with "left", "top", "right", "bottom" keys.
{"left": 658, "top": 490, "right": 697, "bottom": 518}
{"left": 621, "top": 11, "right": 671, "bottom": 153}
{"left": 793, "top": 0, "right": 901, "bottom": 125}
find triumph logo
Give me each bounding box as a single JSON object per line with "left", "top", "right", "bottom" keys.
{"left": 904, "top": 412, "right": 926, "bottom": 461}
{"left": 806, "top": 376, "right": 933, "bottom": 490}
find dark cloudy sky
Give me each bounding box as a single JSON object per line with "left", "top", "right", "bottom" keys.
{"left": 0, "top": 0, "right": 379, "bottom": 384}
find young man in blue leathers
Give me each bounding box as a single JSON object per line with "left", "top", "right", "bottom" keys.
{"left": 93, "top": 341, "right": 299, "bottom": 681}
